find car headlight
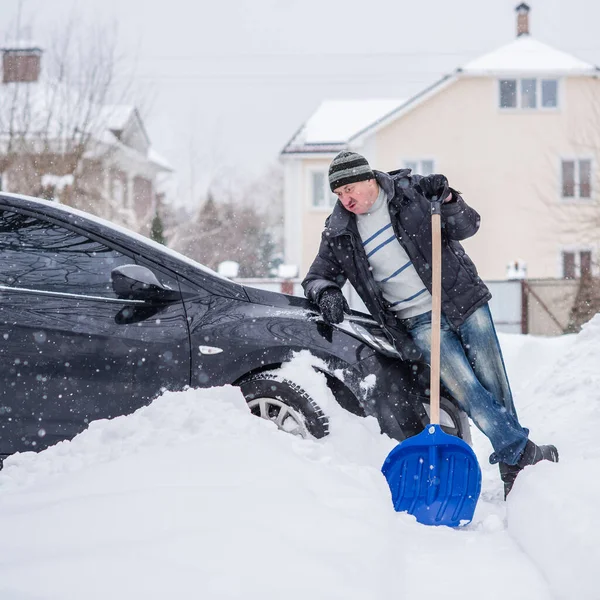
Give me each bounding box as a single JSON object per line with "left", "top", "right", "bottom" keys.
{"left": 332, "top": 318, "right": 402, "bottom": 358}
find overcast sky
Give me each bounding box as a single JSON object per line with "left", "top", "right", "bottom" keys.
{"left": 2, "top": 0, "right": 600, "bottom": 206}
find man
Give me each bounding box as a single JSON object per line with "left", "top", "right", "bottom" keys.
{"left": 303, "top": 151, "right": 558, "bottom": 497}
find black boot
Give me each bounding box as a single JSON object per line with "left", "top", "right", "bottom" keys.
{"left": 498, "top": 462, "right": 522, "bottom": 499}
{"left": 499, "top": 441, "right": 559, "bottom": 499}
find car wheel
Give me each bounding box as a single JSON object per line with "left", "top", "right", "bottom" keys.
{"left": 423, "top": 397, "right": 472, "bottom": 445}
{"left": 238, "top": 371, "right": 330, "bottom": 439}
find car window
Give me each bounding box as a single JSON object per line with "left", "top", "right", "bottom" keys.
{"left": 0, "top": 209, "right": 134, "bottom": 297}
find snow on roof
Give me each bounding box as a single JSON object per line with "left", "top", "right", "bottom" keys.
{"left": 461, "top": 36, "right": 598, "bottom": 75}
{"left": 2, "top": 39, "right": 43, "bottom": 51}
{"left": 0, "top": 80, "right": 171, "bottom": 171}
{"left": 300, "top": 99, "right": 405, "bottom": 144}
{"left": 148, "top": 147, "right": 174, "bottom": 172}
{"left": 0, "top": 79, "right": 135, "bottom": 141}
{"left": 283, "top": 35, "right": 599, "bottom": 156}
{"left": 97, "top": 104, "right": 135, "bottom": 132}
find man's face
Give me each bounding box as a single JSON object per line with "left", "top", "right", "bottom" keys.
{"left": 334, "top": 179, "right": 379, "bottom": 214}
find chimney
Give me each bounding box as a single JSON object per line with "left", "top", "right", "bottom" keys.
{"left": 2, "top": 44, "right": 43, "bottom": 84}
{"left": 516, "top": 3, "right": 530, "bottom": 37}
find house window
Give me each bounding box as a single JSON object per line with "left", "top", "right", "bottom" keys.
{"left": 404, "top": 160, "right": 435, "bottom": 175}
{"left": 561, "top": 159, "right": 592, "bottom": 199}
{"left": 562, "top": 250, "right": 593, "bottom": 279}
{"left": 311, "top": 171, "right": 337, "bottom": 209}
{"left": 541, "top": 80, "right": 558, "bottom": 107}
{"left": 499, "top": 80, "right": 517, "bottom": 108}
{"left": 499, "top": 78, "right": 558, "bottom": 109}
{"left": 521, "top": 79, "right": 537, "bottom": 108}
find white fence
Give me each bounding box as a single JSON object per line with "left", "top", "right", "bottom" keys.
{"left": 486, "top": 280, "right": 523, "bottom": 334}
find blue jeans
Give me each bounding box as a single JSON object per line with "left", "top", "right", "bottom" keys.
{"left": 398, "top": 304, "right": 528, "bottom": 465}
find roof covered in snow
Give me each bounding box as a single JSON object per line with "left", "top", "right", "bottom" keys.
{"left": 282, "top": 35, "right": 599, "bottom": 156}
{"left": 282, "top": 99, "right": 405, "bottom": 153}
{"left": 0, "top": 79, "right": 170, "bottom": 172}
{"left": 461, "top": 35, "right": 598, "bottom": 76}
{"left": 1, "top": 40, "right": 43, "bottom": 52}
{"left": 303, "top": 99, "right": 405, "bottom": 144}
{"left": 148, "top": 148, "right": 174, "bottom": 171}
{"left": 97, "top": 104, "right": 137, "bottom": 133}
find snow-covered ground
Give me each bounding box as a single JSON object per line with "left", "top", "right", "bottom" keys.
{"left": 0, "top": 317, "right": 598, "bottom": 600}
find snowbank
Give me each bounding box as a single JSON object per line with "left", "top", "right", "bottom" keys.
{"left": 0, "top": 317, "right": 598, "bottom": 599}
{"left": 503, "top": 315, "right": 600, "bottom": 600}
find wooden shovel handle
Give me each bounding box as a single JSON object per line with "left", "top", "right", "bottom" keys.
{"left": 430, "top": 202, "right": 443, "bottom": 425}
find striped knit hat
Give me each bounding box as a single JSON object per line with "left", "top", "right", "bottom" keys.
{"left": 328, "top": 151, "right": 374, "bottom": 192}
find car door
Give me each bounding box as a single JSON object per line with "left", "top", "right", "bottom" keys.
{"left": 0, "top": 208, "right": 190, "bottom": 455}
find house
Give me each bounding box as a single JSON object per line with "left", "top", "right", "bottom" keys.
{"left": 0, "top": 42, "right": 172, "bottom": 234}
{"left": 280, "top": 4, "right": 600, "bottom": 283}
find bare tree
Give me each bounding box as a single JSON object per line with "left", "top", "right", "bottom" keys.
{"left": 0, "top": 14, "right": 147, "bottom": 229}
{"left": 171, "top": 163, "right": 284, "bottom": 276}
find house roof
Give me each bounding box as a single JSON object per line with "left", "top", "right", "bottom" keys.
{"left": 461, "top": 35, "right": 598, "bottom": 76}
{"left": 2, "top": 40, "right": 43, "bottom": 52}
{"left": 282, "top": 99, "right": 405, "bottom": 153}
{"left": 304, "top": 99, "right": 405, "bottom": 144}
{"left": 98, "top": 104, "right": 137, "bottom": 133}
{"left": 148, "top": 148, "right": 174, "bottom": 171}
{"left": 282, "top": 34, "right": 599, "bottom": 156}
{"left": 0, "top": 79, "right": 170, "bottom": 171}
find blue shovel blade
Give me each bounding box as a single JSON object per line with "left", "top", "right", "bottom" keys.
{"left": 382, "top": 424, "right": 481, "bottom": 527}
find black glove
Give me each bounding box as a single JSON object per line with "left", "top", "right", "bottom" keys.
{"left": 419, "top": 174, "right": 450, "bottom": 201}
{"left": 317, "top": 288, "right": 349, "bottom": 324}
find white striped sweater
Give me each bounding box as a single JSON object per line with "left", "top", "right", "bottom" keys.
{"left": 356, "top": 186, "right": 432, "bottom": 319}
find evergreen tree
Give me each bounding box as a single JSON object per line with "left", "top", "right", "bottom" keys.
{"left": 150, "top": 210, "right": 167, "bottom": 245}
{"left": 198, "top": 193, "right": 222, "bottom": 233}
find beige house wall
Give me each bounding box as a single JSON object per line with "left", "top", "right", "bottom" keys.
{"left": 368, "top": 75, "right": 600, "bottom": 280}
{"left": 292, "top": 75, "right": 600, "bottom": 280}
{"left": 300, "top": 157, "right": 337, "bottom": 273}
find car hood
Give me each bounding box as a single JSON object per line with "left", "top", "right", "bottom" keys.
{"left": 241, "top": 284, "right": 401, "bottom": 358}
{"left": 242, "top": 285, "right": 381, "bottom": 328}
{"left": 242, "top": 285, "right": 315, "bottom": 310}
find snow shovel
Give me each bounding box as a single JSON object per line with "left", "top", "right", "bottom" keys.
{"left": 381, "top": 190, "right": 481, "bottom": 527}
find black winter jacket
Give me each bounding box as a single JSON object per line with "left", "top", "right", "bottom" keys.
{"left": 302, "top": 169, "right": 492, "bottom": 361}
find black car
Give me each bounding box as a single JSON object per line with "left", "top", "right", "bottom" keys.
{"left": 0, "top": 193, "right": 470, "bottom": 460}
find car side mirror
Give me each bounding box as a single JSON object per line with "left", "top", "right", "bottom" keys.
{"left": 111, "top": 265, "right": 181, "bottom": 303}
